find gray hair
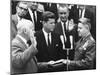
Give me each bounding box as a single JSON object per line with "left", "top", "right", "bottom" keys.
{"left": 17, "top": 19, "right": 34, "bottom": 34}
{"left": 78, "top": 17, "right": 91, "bottom": 30}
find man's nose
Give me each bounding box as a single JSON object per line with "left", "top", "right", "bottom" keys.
{"left": 62, "top": 14, "right": 65, "bottom": 17}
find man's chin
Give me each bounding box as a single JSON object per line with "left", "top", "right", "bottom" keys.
{"left": 50, "top": 29, "right": 54, "bottom": 32}
{"left": 78, "top": 34, "right": 81, "bottom": 37}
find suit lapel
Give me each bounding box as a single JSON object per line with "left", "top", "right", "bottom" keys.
{"left": 59, "top": 22, "right": 63, "bottom": 35}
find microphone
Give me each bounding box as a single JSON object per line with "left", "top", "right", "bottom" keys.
{"left": 69, "top": 35, "right": 73, "bottom": 50}
{"left": 60, "top": 35, "right": 65, "bottom": 49}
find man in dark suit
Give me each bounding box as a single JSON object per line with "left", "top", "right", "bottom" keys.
{"left": 54, "top": 4, "right": 78, "bottom": 60}
{"left": 35, "top": 11, "right": 66, "bottom": 72}
{"left": 11, "top": 1, "right": 28, "bottom": 40}
{"left": 25, "top": 2, "right": 43, "bottom": 31}
{"left": 11, "top": 19, "right": 38, "bottom": 74}
{"left": 62, "top": 18, "right": 96, "bottom": 71}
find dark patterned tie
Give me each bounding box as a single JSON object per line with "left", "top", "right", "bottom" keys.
{"left": 33, "top": 11, "right": 37, "bottom": 25}
{"left": 48, "top": 33, "right": 50, "bottom": 47}
{"left": 63, "top": 22, "right": 67, "bottom": 43}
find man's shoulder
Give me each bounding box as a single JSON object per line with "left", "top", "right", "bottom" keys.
{"left": 82, "top": 35, "right": 96, "bottom": 50}
{"left": 12, "top": 36, "right": 23, "bottom": 47}
{"left": 56, "top": 22, "right": 61, "bottom": 26}
{"left": 87, "top": 35, "right": 95, "bottom": 44}
{"left": 35, "top": 30, "right": 43, "bottom": 37}
{"left": 12, "top": 14, "right": 17, "bottom": 20}
{"left": 12, "top": 37, "right": 20, "bottom": 46}
{"left": 52, "top": 31, "right": 61, "bottom": 39}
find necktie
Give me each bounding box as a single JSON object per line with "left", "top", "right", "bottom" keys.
{"left": 47, "top": 33, "right": 50, "bottom": 46}
{"left": 27, "top": 40, "right": 32, "bottom": 46}
{"left": 63, "top": 22, "right": 67, "bottom": 42}
{"left": 33, "top": 11, "right": 37, "bottom": 25}
{"left": 64, "top": 22, "right": 66, "bottom": 32}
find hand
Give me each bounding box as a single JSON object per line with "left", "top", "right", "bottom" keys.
{"left": 66, "top": 59, "right": 71, "bottom": 65}
{"left": 61, "top": 59, "right": 71, "bottom": 65}
{"left": 30, "top": 31, "right": 37, "bottom": 47}
{"left": 69, "top": 19, "right": 75, "bottom": 31}
{"left": 48, "top": 60, "right": 55, "bottom": 65}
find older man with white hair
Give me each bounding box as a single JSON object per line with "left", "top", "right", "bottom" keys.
{"left": 11, "top": 19, "right": 38, "bottom": 74}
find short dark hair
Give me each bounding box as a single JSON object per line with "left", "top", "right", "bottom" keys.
{"left": 78, "top": 17, "right": 91, "bottom": 30}
{"left": 42, "top": 11, "right": 55, "bottom": 22}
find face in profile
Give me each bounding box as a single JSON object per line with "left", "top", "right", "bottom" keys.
{"left": 58, "top": 7, "right": 69, "bottom": 22}
{"left": 44, "top": 18, "right": 55, "bottom": 32}
{"left": 77, "top": 23, "right": 87, "bottom": 37}
{"left": 16, "top": 2, "right": 28, "bottom": 17}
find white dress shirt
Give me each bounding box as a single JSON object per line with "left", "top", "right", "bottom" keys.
{"left": 79, "top": 8, "right": 85, "bottom": 18}
{"left": 28, "top": 8, "right": 37, "bottom": 29}
{"left": 42, "top": 28, "right": 51, "bottom": 46}
{"left": 61, "top": 20, "right": 69, "bottom": 42}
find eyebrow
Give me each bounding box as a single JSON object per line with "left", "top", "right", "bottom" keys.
{"left": 19, "top": 6, "right": 28, "bottom": 10}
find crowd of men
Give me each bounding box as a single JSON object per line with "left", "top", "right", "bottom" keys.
{"left": 11, "top": 1, "right": 96, "bottom": 74}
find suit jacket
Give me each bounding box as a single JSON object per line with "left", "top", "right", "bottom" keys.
{"left": 54, "top": 21, "right": 78, "bottom": 48}
{"left": 11, "top": 35, "right": 38, "bottom": 74}
{"left": 35, "top": 30, "right": 67, "bottom": 72}
{"left": 69, "top": 34, "right": 96, "bottom": 70}
{"left": 11, "top": 14, "right": 18, "bottom": 40}
{"left": 25, "top": 10, "right": 43, "bottom": 31}
{"left": 35, "top": 30, "right": 63, "bottom": 62}
{"left": 69, "top": 5, "right": 79, "bottom": 24}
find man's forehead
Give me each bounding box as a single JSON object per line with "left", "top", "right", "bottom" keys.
{"left": 19, "top": 2, "right": 28, "bottom": 8}
{"left": 78, "top": 23, "right": 84, "bottom": 27}
{"left": 58, "top": 7, "right": 69, "bottom": 12}
{"left": 48, "top": 18, "right": 55, "bottom": 21}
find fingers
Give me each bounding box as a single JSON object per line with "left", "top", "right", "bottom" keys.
{"left": 48, "top": 60, "right": 55, "bottom": 65}
{"left": 30, "top": 31, "right": 37, "bottom": 47}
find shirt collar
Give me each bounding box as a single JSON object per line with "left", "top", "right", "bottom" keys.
{"left": 42, "top": 28, "right": 51, "bottom": 36}
{"left": 17, "top": 34, "right": 27, "bottom": 45}
{"left": 61, "top": 20, "right": 69, "bottom": 25}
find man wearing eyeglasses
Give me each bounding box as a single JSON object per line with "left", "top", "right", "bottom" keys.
{"left": 11, "top": 1, "right": 28, "bottom": 40}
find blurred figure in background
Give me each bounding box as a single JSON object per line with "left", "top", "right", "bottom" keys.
{"left": 11, "top": 1, "right": 28, "bottom": 40}
{"left": 26, "top": 2, "right": 44, "bottom": 31}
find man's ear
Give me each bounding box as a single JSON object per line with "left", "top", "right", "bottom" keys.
{"left": 42, "top": 21, "right": 45, "bottom": 24}
{"left": 16, "top": 6, "right": 18, "bottom": 12}
{"left": 85, "top": 25, "right": 89, "bottom": 30}
{"left": 23, "top": 28, "right": 27, "bottom": 34}
{"left": 42, "top": 21, "right": 46, "bottom": 26}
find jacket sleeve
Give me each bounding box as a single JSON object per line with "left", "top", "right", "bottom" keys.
{"left": 11, "top": 41, "right": 38, "bottom": 68}
{"left": 69, "top": 43, "right": 96, "bottom": 70}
